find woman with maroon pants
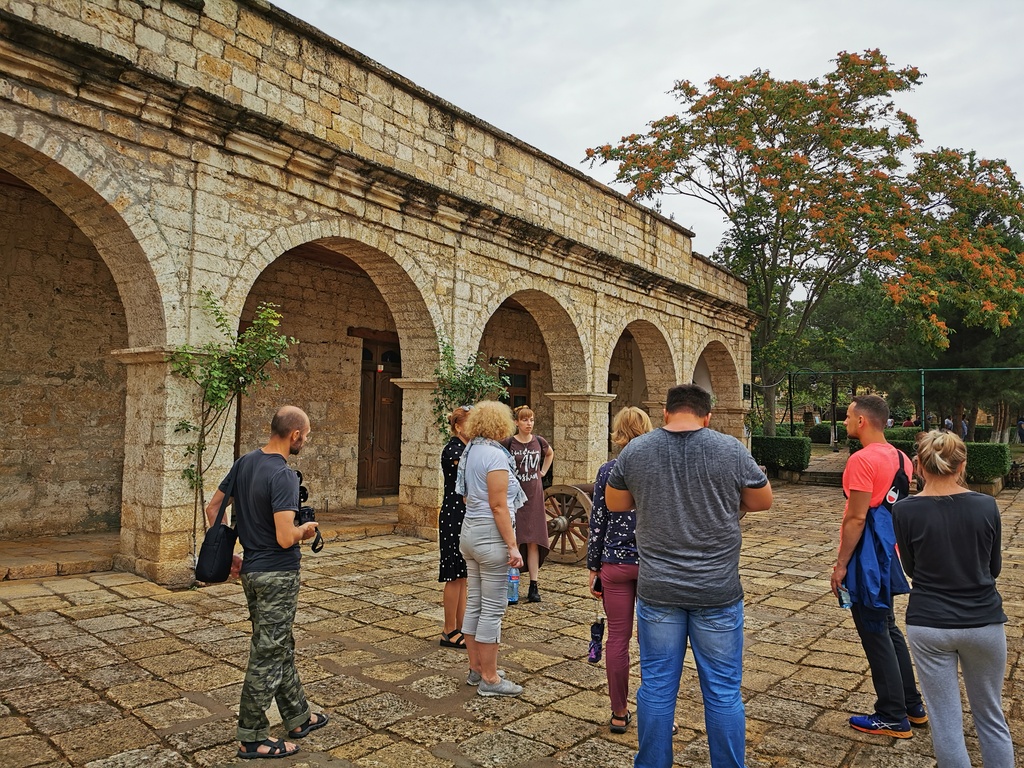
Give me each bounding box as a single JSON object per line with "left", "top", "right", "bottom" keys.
{"left": 587, "top": 407, "right": 652, "bottom": 734}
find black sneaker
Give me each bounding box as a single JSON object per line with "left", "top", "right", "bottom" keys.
{"left": 527, "top": 582, "right": 541, "bottom": 602}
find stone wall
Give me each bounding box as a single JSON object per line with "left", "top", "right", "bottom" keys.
{"left": 0, "top": 1, "right": 757, "bottom": 583}
{"left": 0, "top": 175, "right": 127, "bottom": 537}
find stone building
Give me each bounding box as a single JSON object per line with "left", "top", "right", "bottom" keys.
{"left": 0, "top": 0, "right": 756, "bottom": 585}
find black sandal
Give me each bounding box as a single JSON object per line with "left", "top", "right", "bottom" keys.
{"left": 440, "top": 628, "right": 467, "bottom": 649}
{"left": 237, "top": 738, "right": 299, "bottom": 760}
{"left": 610, "top": 711, "right": 632, "bottom": 734}
{"left": 289, "top": 712, "right": 329, "bottom": 738}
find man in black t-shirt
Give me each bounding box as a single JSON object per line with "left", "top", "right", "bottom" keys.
{"left": 204, "top": 406, "right": 328, "bottom": 760}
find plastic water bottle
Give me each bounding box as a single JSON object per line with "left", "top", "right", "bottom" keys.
{"left": 507, "top": 567, "right": 520, "bottom": 604}
{"left": 837, "top": 585, "right": 852, "bottom": 609}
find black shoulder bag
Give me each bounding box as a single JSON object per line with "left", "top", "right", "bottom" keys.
{"left": 195, "top": 476, "right": 237, "bottom": 583}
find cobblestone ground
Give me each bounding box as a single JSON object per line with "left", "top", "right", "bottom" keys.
{"left": 0, "top": 484, "right": 1021, "bottom": 768}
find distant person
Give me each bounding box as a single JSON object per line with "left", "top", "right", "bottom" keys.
{"left": 205, "top": 406, "right": 328, "bottom": 760}
{"left": 943, "top": 416, "right": 953, "bottom": 432}
{"left": 606, "top": 384, "right": 772, "bottom": 768}
{"left": 961, "top": 418, "right": 968, "bottom": 439}
{"left": 1016, "top": 415, "right": 1024, "bottom": 444}
{"left": 831, "top": 395, "right": 925, "bottom": 738}
{"left": 886, "top": 417, "right": 894, "bottom": 428}
{"left": 587, "top": 407, "right": 653, "bottom": 735}
{"left": 901, "top": 417, "right": 915, "bottom": 428}
{"left": 438, "top": 406, "right": 472, "bottom": 650}
{"left": 502, "top": 406, "right": 553, "bottom": 602}
{"left": 894, "top": 431, "right": 1014, "bottom": 768}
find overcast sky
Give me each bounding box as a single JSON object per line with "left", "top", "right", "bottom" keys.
{"left": 271, "top": 0, "right": 1023, "bottom": 256}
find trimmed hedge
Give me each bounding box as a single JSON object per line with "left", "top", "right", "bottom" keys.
{"left": 849, "top": 439, "right": 915, "bottom": 457}
{"left": 884, "top": 427, "right": 922, "bottom": 442}
{"left": 965, "top": 443, "right": 1011, "bottom": 483}
{"left": 808, "top": 423, "right": 847, "bottom": 444}
{"left": 849, "top": 439, "right": 1009, "bottom": 483}
{"left": 752, "top": 436, "right": 812, "bottom": 472}
{"left": 972, "top": 425, "right": 993, "bottom": 442}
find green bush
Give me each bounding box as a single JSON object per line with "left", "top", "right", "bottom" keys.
{"left": 751, "top": 436, "right": 812, "bottom": 472}
{"left": 808, "top": 423, "right": 847, "bottom": 443}
{"left": 849, "top": 439, "right": 915, "bottom": 457}
{"left": 884, "top": 427, "right": 922, "bottom": 442}
{"left": 972, "top": 425, "right": 993, "bottom": 442}
{"left": 965, "top": 443, "right": 1011, "bottom": 483}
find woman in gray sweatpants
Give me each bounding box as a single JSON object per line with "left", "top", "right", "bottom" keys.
{"left": 893, "top": 431, "right": 1014, "bottom": 768}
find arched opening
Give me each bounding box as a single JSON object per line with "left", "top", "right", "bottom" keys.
{"left": 606, "top": 319, "right": 677, "bottom": 435}
{"left": 693, "top": 340, "right": 744, "bottom": 438}
{"left": 0, "top": 168, "right": 128, "bottom": 538}
{"left": 235, "top": 238, "right": 437, "bottom": 509}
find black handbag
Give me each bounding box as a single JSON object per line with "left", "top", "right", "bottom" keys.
{"left": 195, "top": 478, "right": 237, "bottom": 583}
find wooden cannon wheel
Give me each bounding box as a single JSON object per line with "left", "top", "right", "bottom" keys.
{"left": 544, "top": 483, "right": 593, "bottom": 563}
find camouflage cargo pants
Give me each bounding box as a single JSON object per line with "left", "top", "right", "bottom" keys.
{"left": 237, "top": 570, "right": 311, "bottom": 742}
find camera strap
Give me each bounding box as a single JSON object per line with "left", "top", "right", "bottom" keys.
{"left": 310, "top": 529, "right": 324, "bottom": 553}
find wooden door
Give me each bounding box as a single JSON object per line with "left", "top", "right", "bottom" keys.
{"left": 357, "top": 341, "right": 403, "bottom": 495}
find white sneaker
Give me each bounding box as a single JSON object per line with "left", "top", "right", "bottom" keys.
{"left": 476, "top": 678, "right": 523, "bottom": 697}
{"left": 466, "top": 669, "right": 505, "bottom": 686}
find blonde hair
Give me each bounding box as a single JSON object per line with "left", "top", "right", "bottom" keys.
{"left": 448, "top": 406, "right": 472, "bottom": 436}
{"left": 611, "top": 406, "right": 652, "bottom": 448}
{"left": 465, "top": 400, "right": 515, "bottom": 441}
{"left": 915, "top": 429, "right": 967, "bottom": 478}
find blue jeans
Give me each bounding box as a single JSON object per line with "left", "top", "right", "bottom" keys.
{"left": 635, "top": 598, "right": 745, "bottom": 768}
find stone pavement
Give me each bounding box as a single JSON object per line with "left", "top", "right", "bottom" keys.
{"left": 0, "top": 484, "right": 1021, "bottom": 768}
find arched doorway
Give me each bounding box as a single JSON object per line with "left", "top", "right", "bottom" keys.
{"left": 693, "top": 340, "right": 744, "bottom": 438}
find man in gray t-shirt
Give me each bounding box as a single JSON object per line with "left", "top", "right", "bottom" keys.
{"left": 606, "top": 384, "right": 771, "bottom": 768}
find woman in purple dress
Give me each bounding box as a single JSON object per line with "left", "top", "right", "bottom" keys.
{"left": 502, "top": 406, "right": 553, "bottom": 602}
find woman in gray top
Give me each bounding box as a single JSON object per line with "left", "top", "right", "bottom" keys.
{"left": 457, "top": 400, "right": 526, "bottom": 697}
{"left": 894, "top": 430, "right": 1013, "bottom": 768}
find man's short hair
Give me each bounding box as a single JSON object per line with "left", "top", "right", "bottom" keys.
{"left": 271, "top": 406, "right": 308, "bottom": 438}
{"left": 665, "top": 384, "right": 712, "bottom": 417}
{"left": 850, "top": 394, "right": 888, "bottom": 429}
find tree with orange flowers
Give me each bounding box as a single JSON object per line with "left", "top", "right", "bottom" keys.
{"left": 587, "top": 50, "right": 923, "bottom": 434}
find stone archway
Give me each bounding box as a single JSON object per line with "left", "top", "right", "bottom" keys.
{"left": 692, "top": 339, "right": 745, "bottom": 438}
{"left": 604, "top": 318, "right": 678, "bottom": 431}
{"left": 475, "top": 288, "right": 600, "bottom": 484}
{"left": 225, "top": 222, "right": 445, "bottom": 537}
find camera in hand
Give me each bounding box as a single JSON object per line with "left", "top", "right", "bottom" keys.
{"left": 294, "top": 471, "right": 324, "bottom": 553}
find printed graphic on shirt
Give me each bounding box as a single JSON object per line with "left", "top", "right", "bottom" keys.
{"left": 509, "top": 441, "right": 542, "bottom": 482}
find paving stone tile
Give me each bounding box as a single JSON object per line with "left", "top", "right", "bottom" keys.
{"left": 106, "top": 680, "right": 182, "bottom": 709}
{"left": 0, "top": 734, "right": 62, "bottom": 767}
{"left": 93, "top": 625, "right": 168, "bottom": 646}
{"left": 462, "top": 696, "right": 533, "bottom": 727}
{"left": 163, "top": 662, "right": 245, "bottom": 691}
{"left": 355, "top": 741, "right": 456, "bottom": 768}
{"left": 405, "top": 674, "right": 462, "bottom": 700}
{"left": 162, "top": 718, "right": 235, "bottom": 753}
{"left": 547, "top": 690, "right": 610, "bottom": 725}
{"left": 136, "top": 650, "right": 216, "bottom": 677}
{"left": 134, "top": 697, "right": 213, "bottom": 729}
{"left": 0, "top": 662, "right": 64, "bottom": 692}
{"left": 0, "top": 645, "right": 42, "bottom": 669}
{"left": 541, "top": 660, "right": 607, "bottom": 690}
{"left": 83, "top": 746, "right": 192, "bottom": 767}
{"left": 6, "top": 597, "right": 70, "bottom": 613}
{"left": 328, "top": 733, "right": 393, "bottom": 762}
{"left": 362, "top": 661, "right": 420, "bottom": 683}
{"left": 30, "top": 700, "right": 122, "bottom": 735}
{"left": 507, "top": 710, "right": 597, "bottom": 749}
{"left": 516, "top": 676, "right": 577, "bottom": 707}
{"left": 74, "top": 614, "right": 141, "bottom": 633}
{"left": 0, "top": 715, "right": 32, "bottom": 738}
{"left": 52, "top": 647, "right": 127, "bottom": 675}
{"left": 389, "top": 713, "right": 482, "bottom": 746}
{"left": 305, "top": 674, "right": 380, "bottom": 706}
{"left": 375, "top": 634, "right": 433, "bottom": 656}
{"left": 345, "top": 692, "right": 421, "bottom": 728}
{"left": 3, "top": 680, "right": 99, "bottom": 713}
{"left": 51, "top": 717, "right": 158, "bottom": 764}
{"left": 556, "top": 736, "right": 636, "bottom": 768}
{"left": 458, "top": 730, "right": 554, "bottom": 768}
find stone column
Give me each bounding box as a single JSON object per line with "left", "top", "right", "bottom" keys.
{"left": 112, "top": 347, "right": 232, "bottom": 587}
{"left": 642, "top": 400, "right": 665, "bottom": 429}
{"left": 546, "top": 392, "right": 617, "bottom": 485}
{"left": 392, "top": 378, "right": 444, "bottom": 540}
{"left": 713, "top": 406, "right": 748, "bottom": 442}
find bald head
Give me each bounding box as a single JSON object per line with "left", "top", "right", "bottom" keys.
{"left": 271, "top": 406, "right": 309, "bottom": 439}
